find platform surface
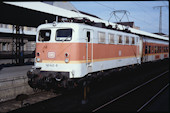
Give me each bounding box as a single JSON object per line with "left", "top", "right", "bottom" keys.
{"left": 0, "top": 65, "right": 33, "bottom": 79}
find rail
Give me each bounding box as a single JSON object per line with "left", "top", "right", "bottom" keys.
{"left": 92, "top": 70, "right": 169, "bottom": 112}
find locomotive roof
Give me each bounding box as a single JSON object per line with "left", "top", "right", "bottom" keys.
{"left": 37, "top": 22, "right": 138, "bottom": 37}
{"left": 38, "top": 22, "right": 168, "bottom": 41}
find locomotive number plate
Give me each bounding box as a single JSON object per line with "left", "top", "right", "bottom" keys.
{"left": 46, "top": 64, "right": 58, "bottom": 67}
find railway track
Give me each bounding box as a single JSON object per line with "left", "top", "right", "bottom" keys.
{"left": 92, "top": 70, "right": 169, "bottom": 112}
{"left": 4, "top": 59, "right": 169, "bottom": 112}
{"left": 0, "top": 91, "right": 61, "bottom": 113}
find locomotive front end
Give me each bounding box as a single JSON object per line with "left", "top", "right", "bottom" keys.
{"left": 27, "top": 23, "right": 82, "bottom": 90}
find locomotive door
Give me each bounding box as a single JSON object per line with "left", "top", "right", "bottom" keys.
{"left": 85, "top": 29, "right": 93, "bottom": 72}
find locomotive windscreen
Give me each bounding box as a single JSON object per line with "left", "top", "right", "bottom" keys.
{"left": 38, "top": 30, "right": 51, "bottom": 42}
{"left": 56, "top": 29, "right": 72, "bottom": 41}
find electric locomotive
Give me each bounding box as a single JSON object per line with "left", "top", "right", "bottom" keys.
{"left": 27, "top": 19, "right": 169, "bottom": 90}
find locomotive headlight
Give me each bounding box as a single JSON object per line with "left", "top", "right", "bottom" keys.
{"left": 37, "top": 58, "right": 41, "bottom": 62}
{"left": 65, "top": 52, "right": 69, "bottom": 63}
{"left": 65, "top": 58, "right": 69, "bottom": 63}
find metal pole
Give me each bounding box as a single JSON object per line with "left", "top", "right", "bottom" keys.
{"left": 159, "top": 7, "right": 162, "bottom": 33}
{"left": 153, "top": 5, "right": 168, "bottom": 33}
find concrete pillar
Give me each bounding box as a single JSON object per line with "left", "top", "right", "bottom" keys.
{"left": 0, "top": 43, "right": 2, "bottom": 51}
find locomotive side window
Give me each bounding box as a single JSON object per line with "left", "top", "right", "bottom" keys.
{"left": 136, "top": 37, "right": 138, "bottom": 43}
{"left": 125, "top": 36, "right": 129, "bottom": 44}
{"left": 56, "top": 29, "right": 72, "bottom": 41}
{"left": 38, "top": 30, "right": 51, "bottom": 41}
{"left": 98, "top": 32, "right": 105, "bottom": 43}
{"left": 132, "top": 37, "right": 135, "bottom": 45}
{"left": 118, "top": 35, "right": 122, "bottom": 44}
{"left": 109, "top": 34, "right": 115, "bottom": 44}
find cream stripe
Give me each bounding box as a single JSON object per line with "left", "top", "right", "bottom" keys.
{"left": 41, "top": 55, "right": 137, "bottom": 64}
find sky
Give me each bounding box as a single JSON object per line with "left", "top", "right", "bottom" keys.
{"left": 71, "top": 1, "right": 169, "bottom": 35}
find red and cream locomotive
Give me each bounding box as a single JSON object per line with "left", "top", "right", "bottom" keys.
{"left": 27, "top": 18, "right": 169, "bottom": 90}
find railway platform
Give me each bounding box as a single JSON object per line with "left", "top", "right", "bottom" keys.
{"left": 0, "top": 65, "right": 34, "bottom": 102}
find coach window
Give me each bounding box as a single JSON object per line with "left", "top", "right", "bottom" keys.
{"left": 159, "top": 46, "right": 161, "bottom": 53}
{"left": 125, "top": 36, "right": 129, "bottom": 44}
{"left": 168, "top": 47, "right": 169, "bottom": 52}
{"left": 155, "top": 46, "right": 157, "bottom": 53}
{"left": 87, "top": 31, "right": 90, "bottom": 42}
{"left": 109, "top": 34, "right": 114, "bottom": 44}
{"left": 145, "top": 45, "right": 147, "bottom": 54}
{"left": 163, "top": 47, "right": 165, "bottom": 52}
{"left": 157, "top": 46, "right": 159, "bottom": 53}
{"left": 38, "top": 30, "right": 51, "bottom": 41}
{"left": 149, "top": 46, "right": 151, "bottom": 54}
{"left": 152, "top": 46, "right": 154, "bottom": 53}
{"left": 118, "top": 35, "right": 123, "bottom": 44}
{"left": 161, "top": 46, "right": 163, "bottom": 53}
{"left": 56, "top": 29, "right": 72, "bottom": 41}
{"left": 132, "top": 37, "right": 135, "bottom": 45}
{"left": 98, "top": 32, "right": 105, "bottom": 43}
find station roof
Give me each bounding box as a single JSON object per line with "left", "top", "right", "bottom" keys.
{"left": 1, "top": 2, "right": 169, "bottom": 41}
{"left": 0, "top": 2, "right": 56, "bottom": 27}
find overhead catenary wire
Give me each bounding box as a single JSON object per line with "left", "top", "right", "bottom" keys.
{"left": 95, "top": 1, "right": 116, "bottom": 11}
{"left": 93, "top": 1, "right": 168, "bottom": 33}
{"left": 134, "top": 1, "right": 168, "bottom": 26}
{"left": 134, "top": 2, "right": 157, "bottom": 18}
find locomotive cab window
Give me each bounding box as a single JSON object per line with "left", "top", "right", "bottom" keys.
{"left": 56, "top": 29, "right": 72, "bottom": 41}
{"left": 38, "top": 30, "right": 51, "bottom": 41}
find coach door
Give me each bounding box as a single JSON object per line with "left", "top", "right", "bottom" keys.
{"left": 85, "top": 29, "right": 93, "bottom": 72}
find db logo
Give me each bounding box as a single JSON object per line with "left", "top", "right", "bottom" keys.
{"left": 48, "top": 52, "right": 55, "bottom": 58}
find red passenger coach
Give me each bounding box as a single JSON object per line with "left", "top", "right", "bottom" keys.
{"left": 142, "top": 36, "right": 169, "bottom": 62}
